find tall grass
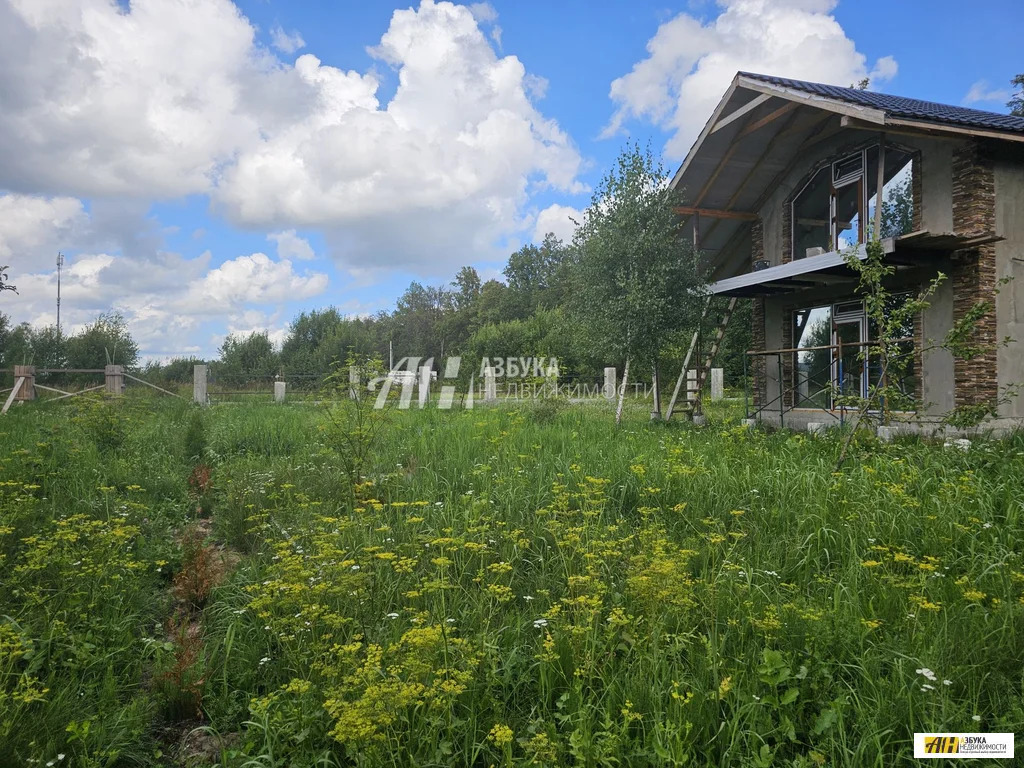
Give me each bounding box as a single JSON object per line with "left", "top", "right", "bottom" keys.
{"left": 0, "top": 393, "right": 1022, "bottom": 765}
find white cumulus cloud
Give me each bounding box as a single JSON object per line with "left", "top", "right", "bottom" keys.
{"left": 268, "top": 229, "right": 315, "bottom": 261}
{"left": 533, "top": 204, "right": 582, "bottom": 243}
{"left": 270, "top": 24, "right": 305, "bottom": 54}
{"left": 963, "top": 79, "right": 1011, "bottom": 106}
{"left": 0, "top": 194, "right": 89, "bottom": 267}
{"left": 603, "top": 0, "right": 898, "bottom": 159}
{"left": 0, "top": 0, "right": 582, "bottom": 272}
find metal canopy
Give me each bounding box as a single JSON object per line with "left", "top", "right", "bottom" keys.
{"left": 706, "top": 231, "right": 1003, "bottom": 298}
{"left": 706, "top": 242, "right": 890, "bottom": 297}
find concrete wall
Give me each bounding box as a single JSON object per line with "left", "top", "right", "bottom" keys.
{"left": 920, "top": 266, "right": 955, "bottom": 415}
{"left": 918, "top": 140, "right": 955, "bottom": 233}
{"left": 994, "top": 158, "right": 1024, "bottom": 417}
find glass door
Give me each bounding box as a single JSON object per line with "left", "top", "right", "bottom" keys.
{"left": 832, "top": 317, "right": 866, "bottom": 407}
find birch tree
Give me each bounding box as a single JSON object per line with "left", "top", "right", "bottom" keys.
{"left": 572, "top": 144, "right": 705, "bottom": 425}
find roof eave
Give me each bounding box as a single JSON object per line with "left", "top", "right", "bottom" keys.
{"left": 735, "top": 75, "right": 888, "bottom": 125}
{"left": 669, "top": 76, "right": 741, "bottom": 189}
{"left": 670, "top": 74, "right": 888, "bottom": 192}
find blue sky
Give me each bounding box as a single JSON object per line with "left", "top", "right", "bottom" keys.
{"left": 1, "top": 0, "right": 1021, "bottom": 359}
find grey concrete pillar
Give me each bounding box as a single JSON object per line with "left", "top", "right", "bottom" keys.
{"left": 483, "top": 366, "right": 497, "bottom": 403}
{"left": 349, "top": 366, "right": 360, "bottom": 399}
{"left": 193, "top": 365, "right": 208, "bottom": 405}
{"left": 418, "top": 365, "right": 430, "bottom": 407}
{"left": 604, "top": 367, "right": 616, "bottom": 401}
{"left": 710, "top": 368, "right": 724, "bottom": 401}
{"left": 274, "top": 380, "right": 286, "bottom": 403}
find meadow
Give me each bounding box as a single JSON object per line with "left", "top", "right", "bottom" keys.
{"left": 1, "top": 393, "right": 1022, "bottom": 766}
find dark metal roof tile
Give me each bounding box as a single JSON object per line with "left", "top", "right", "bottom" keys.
{"left": 738, "top": 72, "right": 1024, "bottom": 134}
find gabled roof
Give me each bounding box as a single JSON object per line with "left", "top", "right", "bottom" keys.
{"left": 738, "top": 73, "right": 1024, "bottom": 135}
{"left": 670, "top": 72, "right": 1024, "bottom": 281}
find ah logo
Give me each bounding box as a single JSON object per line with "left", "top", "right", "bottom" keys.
{"left": 924, "top": 736, "right": 960, "bottom": 754}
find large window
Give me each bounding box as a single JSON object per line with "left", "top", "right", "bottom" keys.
{"left": 791, "top": 145, "right": 914, "bottom": 259}
{"left": 793, "top": 305, "right": 832, "bottom": 408}
{"left": 792, "top": 294, "right": 917, "bottom": 411}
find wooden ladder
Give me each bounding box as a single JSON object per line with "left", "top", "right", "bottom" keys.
{"left": 666, "top": 296, "right": 737, "bottom": 419}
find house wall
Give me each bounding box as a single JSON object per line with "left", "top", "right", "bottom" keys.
{"left": 994, "top": 156, "right": 1024, "bottom": 418}
{"left": 751, "top": 130, "right": 960, "bottom": 421}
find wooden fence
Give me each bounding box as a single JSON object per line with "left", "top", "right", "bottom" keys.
{"left": 0, "top": 364, "right": 181, "bottom": 414}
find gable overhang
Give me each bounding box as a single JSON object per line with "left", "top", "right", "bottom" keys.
{"left": 671, "top": 74, "right": 1024, "bottom": 280}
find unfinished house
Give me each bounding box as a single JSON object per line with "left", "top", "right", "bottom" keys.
{"left": 671, "top": 72, "right": 1024, "bottom": 433}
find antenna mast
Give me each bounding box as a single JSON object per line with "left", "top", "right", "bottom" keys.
{"left": 56, "top": 252, "right": 64, "bottom": 336}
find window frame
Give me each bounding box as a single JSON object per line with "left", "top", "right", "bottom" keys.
{"left": 791, "top": 149, "right": 870, "bottom": 259}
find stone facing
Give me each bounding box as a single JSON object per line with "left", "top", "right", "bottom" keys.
{"left": 750, "top": 217, "right": 766, "bottom": 407}
{"left": 951, "top": 139, "right": 998, "bottom": 410}
{"left": 752, "top": 298, "right": 766, "bottom": 408}
{"left": 911, "top": 154, "right": 923, "bottom": 233}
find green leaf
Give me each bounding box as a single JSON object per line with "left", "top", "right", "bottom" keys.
{"left": 812, "top": 708, "right": 838, "bottom": 735}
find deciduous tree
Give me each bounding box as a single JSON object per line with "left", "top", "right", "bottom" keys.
{"left": 572, "top": 143, "right": 706, "bottom": 424}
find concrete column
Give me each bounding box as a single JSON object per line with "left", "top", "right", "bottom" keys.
{"left": 274, "top": 380, "right": 286, "bottom": 403}
{"left": 349, "top": 366, "right": 360, "bottom": 400}
{"left": 193, "top": 364, "right": 208, "bottom": 405}
{"left": 13, "top": 365, "right": 35, "bottom": 401}
{"left": 603, "top": 367, "right": 616, "bottom": 401}
{"left": 418, "top": 365, "right": 431, "bottom": 408}
{"left": 483, "top": 366, "right": 497, "bottom": 403}
{"left": 710, "top": 368, "right": 724, "bottom": 401}
{"left": 105, "top": 364, "right": 124, "bottom": 396}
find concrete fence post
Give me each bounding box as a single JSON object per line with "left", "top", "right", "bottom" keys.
{"left": 274, "top": 380, "right": 286, "bottom": 403}
{"left": 418, "top": 365, "right": 431, "bottom": 408}
{"left": 13, "top": 365, "right": 35, "bottom": 401}
{"left": 349, "top": 366, "right": 360, "bottom": 400}
{"left": 105, "top": 364, "right": 124, "bottom": 396}
{"left": 603, "top": 367, "right": 616, "bottom": 401}
{"left": 193, "top": 365, "right": 208, "bottom": 405}
{"left": 483, "top": 366, "right": 497, "bottom": 403}
{"left": 710, "top": 368, "right": 724, "bottom": 401}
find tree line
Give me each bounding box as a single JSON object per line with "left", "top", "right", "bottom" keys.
{"left": 3, "top": 145, "right": 746, "bottom": 399}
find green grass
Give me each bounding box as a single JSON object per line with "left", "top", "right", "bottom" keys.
{"left": 1, "top": 393, "right": 1022, "bottom": 766}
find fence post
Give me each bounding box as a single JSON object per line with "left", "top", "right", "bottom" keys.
{"left": 484, "top": 366, "right": 497, "bottom": 403}
{"left": 193, "top": 365, "right": 208, "bottom": 405}
{"left": 603, "top": 367, "right": 616, "bottom": 401}
{"left": 418, "top": 365, "right": 431, "bottom": 408}
{"left": 274, "top": 380, "right": 286, "bottom": 403}
{"left": 710, "top": 368, "right": 724, "bottom": 401}
{"left": 105, "top": 364, "right": 124, "bottom": 396}
{"left": 13, "top": 365, "right": 35, "bottom": 401}
{"left": 349, "top": 366, "right": 360, "bottom": 400}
